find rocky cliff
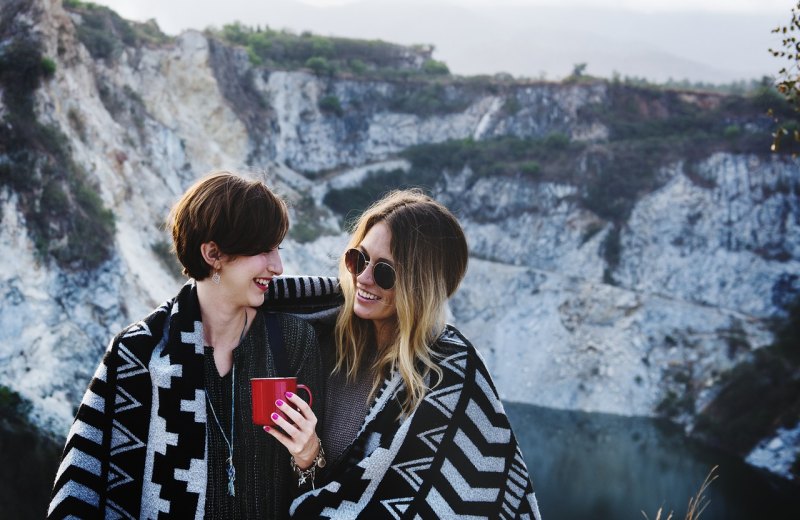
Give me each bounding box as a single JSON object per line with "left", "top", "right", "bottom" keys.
{"left": 1, "top": 0, "right": 798, "bottom": 479}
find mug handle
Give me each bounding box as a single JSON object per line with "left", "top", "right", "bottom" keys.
{"left": 296, "top": 384, "right": 313, "bottom": 408}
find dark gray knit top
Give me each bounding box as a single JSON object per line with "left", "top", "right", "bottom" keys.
{"left": 204, "top": 310, "right": 323, "bottom": 519}
{"left": 318, "top": 328, "right": 376, "bottom": 466}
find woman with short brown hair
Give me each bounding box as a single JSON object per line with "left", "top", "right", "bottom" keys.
{"left": 49, "top": 171, "right": 324, "bottom": 519}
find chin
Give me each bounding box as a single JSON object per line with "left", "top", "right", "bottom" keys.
{"left": 353, "top": 305, "right": 371, "bottom": 321}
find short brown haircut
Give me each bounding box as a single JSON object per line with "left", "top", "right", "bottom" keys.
{"left": 169, "top": 171, "right": 289, "bottom": 280}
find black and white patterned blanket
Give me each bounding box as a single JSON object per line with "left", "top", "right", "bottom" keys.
{"left": 48, "top": 280, "right": 210, "bottom": 518}
{"left": 48, "top": 277, "right": 335, "bottom": 519}
{"left": 267, "top": 277, "right": 543, "bottom": 519}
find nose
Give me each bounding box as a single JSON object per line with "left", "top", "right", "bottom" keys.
{"left": 356, "top": 261, "right": 374, "bottom": 286}
{"left": 266, "top": 249, "right": 283, "bottom": 276}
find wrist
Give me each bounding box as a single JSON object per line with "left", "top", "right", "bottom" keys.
{"left": 290, "top": 437, "right": 327, "bottom": 488}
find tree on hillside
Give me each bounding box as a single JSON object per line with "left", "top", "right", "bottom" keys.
{"left": 769, "top": 1, "right": 800, "bottom": 151}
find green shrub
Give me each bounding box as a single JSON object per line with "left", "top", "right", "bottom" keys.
{"left": 40, "top": 57, "right": 56, "bottom": 77}
{"left": 694, "top": 297, "right": 800, "bottom": 455}
{"left": 349, "top": 59, "right": 367, "bottom": 74}
{"left": 544, "top": 132, "right": 570, "bottom": 149}
{"left": 0, "top": 38, "right": 116, "bottom": 270}
{"left": 289, "top": 221, "right": 320, "bottom": 243}
{"left": 305, "top": 56, "right": 334, "bottom": 76}
{"left": 389, "top": 84, "right": 471, "bottom": 116}
{"left": 0, "top": 39, "right": 48, "bottom": 113}
{"left": 503, "top": 97, "right": 521, "bottom": 115}
{"left": 65, "top": 1, "right": 170, "bottom": 61}
{"left": 519, "top": 161, "right": 540, "bottom": 177}
{"left": 422, "top": 59, "right": 449, "bottom": 75}
{"left": 323, "top": 168, "right": 435, "bottom": 221}
{"left": 318, "top": 95, "right": 343, "bottom": 116}
{"left": 210, "top": 22, "right": 445, "bottom": 79}
{"left": 723, "top": 124, "right": 742, "bottom": 139}
{"left": 0, "top": 385, "right": 31, "bottom": 416}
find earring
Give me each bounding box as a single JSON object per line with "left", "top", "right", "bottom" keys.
{"left": 212, "top": 270, "right": 221, "bottom": 285}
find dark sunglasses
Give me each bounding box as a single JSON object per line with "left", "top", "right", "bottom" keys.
{"left": 344, "top": 248, "right": 397, "bottom": 290}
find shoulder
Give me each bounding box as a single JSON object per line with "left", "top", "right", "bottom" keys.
{"left": 431, "top": 324, "right": 497, "bottom": 387}
{"left": 432, "top": 324, "right": 479, "bottom": 360}
{"left": 261, "top": 310, "right": 318, "bottom": 344}
{"left": 276, "top": 311, "right": 316, "bottom": 331}
{"left": 107, "top": 294, "right": 175, "bottom": 358}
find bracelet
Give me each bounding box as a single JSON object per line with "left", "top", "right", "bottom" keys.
{"left": 290, "top": 437, "right": 326, "bottom": 488}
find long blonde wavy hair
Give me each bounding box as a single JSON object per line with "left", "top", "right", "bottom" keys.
{"left": 334, "top": 190, "right": 469, "bottom": 416}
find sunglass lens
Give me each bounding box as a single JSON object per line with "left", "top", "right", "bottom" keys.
{"left": 345, "top": 249, "right": 366, "bottom": 275}
{"left": 374, "top": 263, "right": 396, "bottom": 290}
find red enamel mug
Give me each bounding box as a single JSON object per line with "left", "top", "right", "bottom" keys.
{"left": 250, "top": 377, "right": 312, "bottom": 426}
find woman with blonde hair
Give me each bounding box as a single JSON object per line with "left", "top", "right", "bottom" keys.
{"left": 49, "top": 172, "right": 324, "bottom": 519}
{"left": 268, "top": 189, "right": 541, "bottom": 518}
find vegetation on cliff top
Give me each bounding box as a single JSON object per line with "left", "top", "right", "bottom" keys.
{"left": 208, "top": 22, "right": 449, "bottom": 80}
{"left": 64, "top": 0, "right": 171, "bottom": 62}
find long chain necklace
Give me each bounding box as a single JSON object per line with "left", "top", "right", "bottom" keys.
{"left": 205, "top": 309, "right": 248, "bottom": 497}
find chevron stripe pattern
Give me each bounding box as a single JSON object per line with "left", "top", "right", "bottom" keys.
{"left": 292, "top": 324, "right": 542, "bottom": 519}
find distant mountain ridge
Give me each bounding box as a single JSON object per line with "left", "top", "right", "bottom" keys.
{"left": 95, "top": 0, "right": 784, "bottom": 83}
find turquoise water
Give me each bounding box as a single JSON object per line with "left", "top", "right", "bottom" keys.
{"left": 506, "top": 402, "right": 800, "bottom": 520}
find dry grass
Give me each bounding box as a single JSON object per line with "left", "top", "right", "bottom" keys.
{"left": 642, "top": 466, "right": 719, "bottom": 520}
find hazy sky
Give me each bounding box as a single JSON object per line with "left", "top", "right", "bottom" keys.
{"left": 86, "top": 0, "right": 791, "bottom": 82}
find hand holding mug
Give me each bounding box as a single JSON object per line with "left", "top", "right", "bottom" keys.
{"left": 252, "top": 378, "right": 320, "bottom": 470}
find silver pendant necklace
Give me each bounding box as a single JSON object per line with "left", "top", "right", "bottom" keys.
{"left": 205, "top": 309, "right": 248, "bottom": 497}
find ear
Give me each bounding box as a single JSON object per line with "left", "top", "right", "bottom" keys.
{"left": 199, "top": 241, "right": 221, "bottom": 269}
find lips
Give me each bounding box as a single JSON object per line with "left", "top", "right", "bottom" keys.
{"left": 254, "top": 278, "right": 271, "bottom": 291}
{"left": 357, "top": 288, "right": 380, "bottom": 301}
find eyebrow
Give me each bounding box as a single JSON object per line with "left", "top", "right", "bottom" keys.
{"left": 357, "top": 245, "right": 395, "bottom": 265}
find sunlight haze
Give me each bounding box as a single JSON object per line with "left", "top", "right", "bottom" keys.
{"left": 87, "top": 0, "right": 789, "bottom": 83}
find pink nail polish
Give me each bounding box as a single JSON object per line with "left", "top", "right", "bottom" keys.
{"left": 285, "top": 391, "right": 294, "bottom": 398}
{"left": 271, "top": 412, "right": 280, "bottom": 421}
{"left": 276, "top": 399, "right": 284, "bottom": 407}
{"left": 263, "top": 425, "right": 270, "bottom": 432}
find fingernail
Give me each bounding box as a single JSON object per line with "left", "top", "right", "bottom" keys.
{"left": 263, "top": 425, "right": 270, "bottom": 432}
{"left": 271, "top": 412, "right": 280, "bottom": 421}
{"left": 276, "top": 399, "right": 285, "bottom": 407}
{"left": 285, "top": 391, "right": 294, "bottom": 398}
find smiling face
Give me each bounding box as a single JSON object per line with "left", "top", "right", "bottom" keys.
{"left": 217, "top": 248, "right": 283, "bottom": 309}
{"left": 352, "top": 221, "right": 397, "bottom": 337}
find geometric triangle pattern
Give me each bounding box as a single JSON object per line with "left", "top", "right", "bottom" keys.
{"left": 114, "top": 386, "right": 142, "bottom": 413}
{"left": 425, "top": 384, "right": 463, "bottom": 419}
{"left": 121, "top": 321, "right": 151, "bottom": 339}
{"left": 439, "top": 351, "right": 468, "bottom": 379}
{"left": 390, "top": 457, "right": 433, "bottom": 491}
{"left": 115, "top": 343, "right": 148, "bottom": 380}
{"left": 381, "top": 496, "right": 414, "bottom": 520}
{"left": 107, "top": 463, "right": 134, "bottom": 490}
{"left": 110, "top": 420, "right": 145, "bottom": 456}
{"left": 105, "top": 499, "right": 136, "bottom": 520}
{"left": 290, "top": 322, "right": 542, "bottom": 520}
{"left": 417, "top": 425, "right": 448, "bottom": 452}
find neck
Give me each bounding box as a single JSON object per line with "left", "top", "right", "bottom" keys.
{"left": 373, "top": 320, "right": 395, "bottom": 351}
{"left": 197, "top": 280, "right": 251, "bottom": 353}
